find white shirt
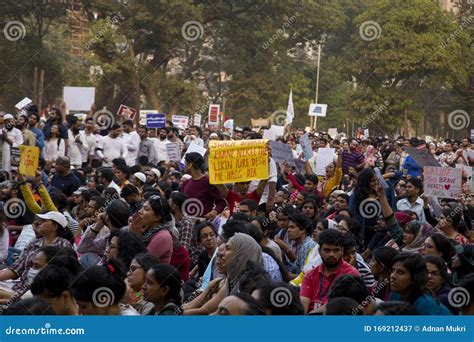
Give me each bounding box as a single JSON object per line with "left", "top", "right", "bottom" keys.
{"left": 150, "top": 137, "right": 169, "bottom": 163}
{"left": 44, "top": 138, "right": 65, "bottom": 163}
{"left": 0, "top": 229, "right": 9, "bottom": 264}
{"left": 97, "top": 135, "right": 126, "bottom": 167}
{"left": 397, "top": 197, "right": 426, "bottom": 222}
{"left": 67, "top": 130, "right": 83, "bottom": 167}
{"left": 249, "top": 157, "right": 277, "bottom": 206}
{"left": 79, "top": 130, "right": 99, "bottom": 163}
{"left": 122, "top": 131, "right": 141, "bottom": 166}
{"left": 1, "top": 127, "right": 23, "bottom": 172}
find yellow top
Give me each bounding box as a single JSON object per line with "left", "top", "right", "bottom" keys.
{"left": 322, "top": 167, "right": 343, "bottom": 198}
{"left": 20, "top": 183, "right": 58, "bottom": 214}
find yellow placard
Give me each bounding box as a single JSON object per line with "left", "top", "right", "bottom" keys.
{"left": 208, "top": 139, "right": 269, "bottom": 184}
{"left": 19, "top": 145, "right": 40, "bottom": 177}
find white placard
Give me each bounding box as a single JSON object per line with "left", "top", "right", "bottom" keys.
{"left": 63, "top": 87, "right": 95, "bottom": 111}
{"left": 328, "top": 128, "right": 338, "bottom": 139}
{"left": 194, "top": 113, "right": 202, "bottom": 126}
{"left": 166, "top": 142, "right": 181, "bottom": 162}
{"left": 299, "top": 133, "right": 313, "bottom": 161}
{"left": 140, "top": 110, "right": 158, "bottom": 126}
{"left": 181, "top": 142, "right": 207, "bottom": 164}
{"left": 172, "top": 115, "right": 189, "bottom": 130}
{"left": 15, "top": 97, "right": 32, "bottom": 110}
{"left": 316, "top": 148, "right": 335, "bottom": 175}
{"left": 270, "top": 125, "right": 285, "bottom": 138}
{"left": 262, "top": 129, "right": 276, "bottom": 140}
{"left": 308, "top": 103, "right": 327, "bottom": 117}
{"left": 424, "top": 166, "right": 462, "bottom": 199}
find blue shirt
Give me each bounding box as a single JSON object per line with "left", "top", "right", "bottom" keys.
{"left": 29, "top": 127, "right": 45, "bottom": 150}
{"left": 390, "top": 292, "right": 451, "bottom": 315}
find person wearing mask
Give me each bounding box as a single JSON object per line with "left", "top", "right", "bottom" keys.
{"left": 300, "top": 229, "right": 359, "bottom": 313}
{"left": 96, "top": 124, "right": 126, "bottom": 167}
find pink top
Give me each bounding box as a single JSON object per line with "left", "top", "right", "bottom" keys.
{"left": 147, "top": 229, "right": 173, "bottom": 264}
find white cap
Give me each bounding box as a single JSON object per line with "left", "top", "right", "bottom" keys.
{"left": 4, "top": 114, "right": 14, "bottom": 121}
{"left": 181, "top": 174, "right": 192, "bottom": 182}
{"left": 133, "top": 172, "right": 146, "bottom": 183}
{"left": 150, "top": 168, "right": 161, "bottom": 178}
{"left": 36, "top": 211, "right": 68, "bottom": 228}
{"left": 73, "top": 186, "right": 88, "bottom": 195}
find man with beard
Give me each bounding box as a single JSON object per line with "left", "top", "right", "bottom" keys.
{"left": 16, "top": 114, "right": 36, "bottom": 146}
{"left": 341, "top": 139, "right": 365, "bottom": 173}
{"left": 96, "top": 124, "right": 126, "bottom": 167}
{"left": 137, "top": 126, "right": 157, "bottom": 166}
{"left": 43, "top": 107, "right": 68, "bottom": 154}
{"left": 150, "top": 127, "right": 169, "bottom": 163}
{"left": 453, "top": 137, "right": 472, "bottom": 166}
{"left": 67, "top": 116, "right": 83, "bottom": 169}
{"left": 122, "top": 120, "right": 141, "bottom": 167}
{"left": 1, "top": 114, "right": 23, "bottom": 173}
{"left": 27, "top": 111, "right": 45, "bottom": 152}
{"left": 300, "top": 229, "right": 359, "bottom": 313}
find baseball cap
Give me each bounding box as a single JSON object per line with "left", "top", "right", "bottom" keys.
{"left": 36, "top": 211, "right": 68, "bottom": 228}
{"left": 73, "top": 186, "right": 88, "bottom": 195}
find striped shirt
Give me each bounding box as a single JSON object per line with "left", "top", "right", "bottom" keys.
{"left": 341, "top": 150, "right": 365, "bottom": 172}
{"left": 356, "top": 259, "right": 376, "bottom": 290}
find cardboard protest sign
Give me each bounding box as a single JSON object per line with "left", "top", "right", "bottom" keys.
{"left": 63, "top": 87, "right": 95, "bottom": 111}
{"left": 269, "top": 141, "right": 295, "bottom": 166}
{"left": 327, "top": 128, "right": 338, "bottom": 139}
{"left": 166, "top": 142, "right": 181, "bottom": 162}
{"left": 262, "top": 129, "right": 276, "bottom": 140}
{"left": 270, "top": 125, "right": 285, "bottom": 138}
{"left": 308, "top": 103, "right": 327, "bottom": 117}
{"left": 180, "top": 143, "right": 207, "bottom": 165}
{"left": 424, "top": 166, "right": 462, "bottom": 199}
{"left": 209, "top": 140, "right": 269, "bottom": 184}
{"left": 19, "top": 145, "right": 40, "bottom": 177}
{"left": 208, "top": 104, "right": 220, "bottom": 126}
{"left": 316, "top": 148, "right": 335, "bottom": 175}
{"left": 251, "top": 118, "right": 269, "bottom": 128}
{"left": 146, "top": 113, "right": 166, "bottom": 128}
{"left": 117, "top": 105, "right": 137, "bottom": 120}
{"left": 404, "top": 147, "right": 440, "bottom": 167}
{"left": 194, "top": 113, "right": 202, "bottom": 126}
{"left": 299, "top": 133, "right": 313, "bottom": 161}
{"left": 172, "top": 115, "right": 189, "bottom": 130}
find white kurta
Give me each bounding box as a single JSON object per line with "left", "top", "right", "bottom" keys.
{"left": 1, "top": 128, "right": 23, "bottom": 172}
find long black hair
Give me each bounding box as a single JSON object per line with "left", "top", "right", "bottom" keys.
{"left": 148, "top": 264, "right": 182, "bottom": 307}
{"left": 391, "top": 253, "right": 427, "bottom": 304}
{"left": 107, "top": 229, "right": 146, "bottom": 269}
{"left": 353, "top": 168, "right": 376, "bottom": 208}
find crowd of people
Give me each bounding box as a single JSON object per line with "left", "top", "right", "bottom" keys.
{"left": 0, "top": 104, "right": 473, "bottom": 316}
